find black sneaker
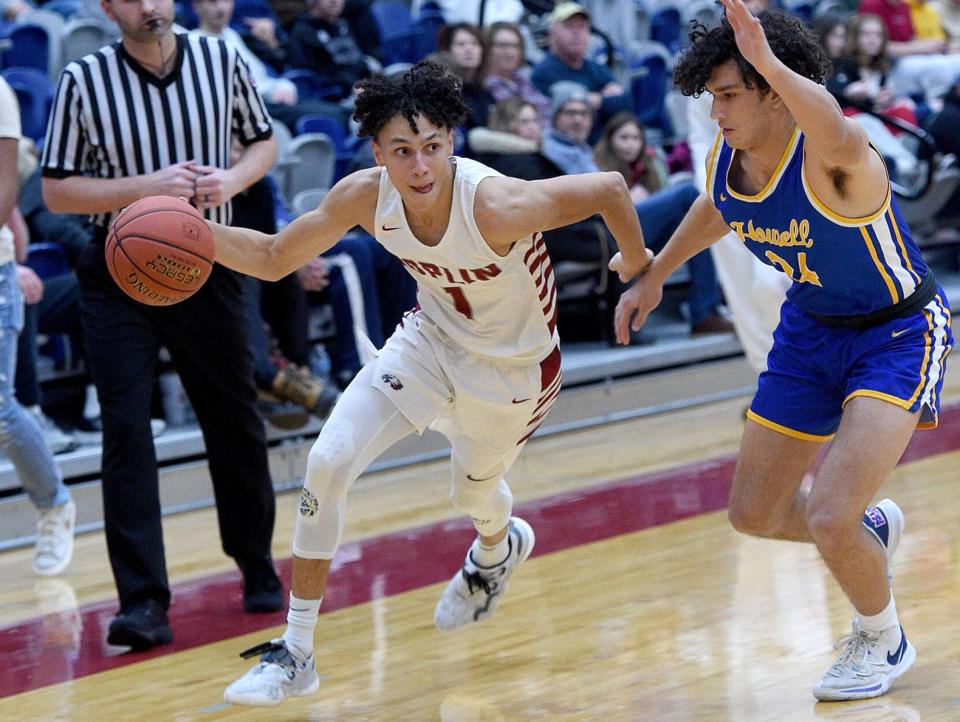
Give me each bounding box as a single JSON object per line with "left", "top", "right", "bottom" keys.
{"left": 107, "top": 599, "right": 173, "bottom": 650}
{"left": 239, "top": 557, "right": 283, "bottom": 613}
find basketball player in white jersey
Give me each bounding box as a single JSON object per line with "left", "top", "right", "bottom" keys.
{"left": 205, "top": 62, "right": 652, "bottom": 706}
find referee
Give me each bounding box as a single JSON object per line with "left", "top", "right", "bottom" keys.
{"left": 41, "top": 0, "right": 283, "bottom": 650}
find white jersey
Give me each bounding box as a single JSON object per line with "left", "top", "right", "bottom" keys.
{"left": 374, "top": 156, "right": 558, "bottom": 365}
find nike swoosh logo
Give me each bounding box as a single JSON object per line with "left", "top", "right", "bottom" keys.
{"left": 466, "top": 473, "right": 499, "bottom": 482}
{"left": 887, "top": 629, "right": 908, "bottom": 666}
{"left": 891, "top": 328, "right": 910, "bottom": 338}
{"left": 719, "top": 192, "right": 727, "bottom": 202}
{"left": 382, "top": 225, "right": 400, "bottom": 231}
{"left": 511, "top": 398, "right": 529, "bottom": 404}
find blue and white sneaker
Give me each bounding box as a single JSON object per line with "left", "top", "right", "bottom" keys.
{"left": 434, "top": 517, "right": 535, "bottom": 631}
{"left": 862, "top": 499, "right": 903, "bottom": 580}
{"left": 224, "top": 639, "right": 320, "bottom": 706}
{"left": 814, "top": 622, "right": 916, "bottom": 701}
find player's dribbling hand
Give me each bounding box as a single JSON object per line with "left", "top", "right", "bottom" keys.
{"left": 613, "top": 275, "right": 662, "bottom": 346}
{"left": 719, "top": 0, "right": 778, "bottom": 78}
{"left": 608, "top": 248, "right": 654, "bottom": 283}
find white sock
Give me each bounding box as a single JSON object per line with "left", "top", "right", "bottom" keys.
{"left": 471, "top": 534, "right": 510, "bottom": 568}
{"left": 857, "top": 595, "right": 899, "bottom": 635}
{"left": 282, "top": 593, "right": 321, "bottom": 659}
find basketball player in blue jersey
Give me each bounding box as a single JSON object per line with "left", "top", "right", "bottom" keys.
{"left": 200, "top": 62, "right": 652, "bottom": 706}
{"left": 616, "top": 0, "right": 953, "bottom": 702}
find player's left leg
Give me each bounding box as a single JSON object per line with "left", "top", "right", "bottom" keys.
{"left": 810, "top": 396, "right": 919, "bottom": 701}
{"left": 433, "top": 349, "right": 561, "bottom": 631}
{"left": 433, "top": 453, "right": 535, "bottom": 631}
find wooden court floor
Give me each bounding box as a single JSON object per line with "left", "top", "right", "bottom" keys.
{"left": 1, "top": 374, "right": 959, "bottom": 721}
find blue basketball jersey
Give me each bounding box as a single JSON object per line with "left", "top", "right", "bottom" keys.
{"left": 705, "top": 127, "right": 929, "bottom": 316}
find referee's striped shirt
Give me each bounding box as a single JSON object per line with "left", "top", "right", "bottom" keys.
{"left": 41, "top": 32, "right": 272, "bottom": 228}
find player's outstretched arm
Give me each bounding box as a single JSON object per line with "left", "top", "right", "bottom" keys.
{"left": 209, "top": 168, "right": 379, "bottom": 281}
{"left": 475, "top": 171, "right": 651, "bottom": 280}
{"left": 719, "top": 0, "right": 870, "bottom": 170}
{"left": 612, "top": 192, "right": 730, "bottom": 345}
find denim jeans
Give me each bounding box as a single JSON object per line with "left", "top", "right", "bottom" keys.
{"left": 0, "top": 262, "right": 67, "bottom": 510}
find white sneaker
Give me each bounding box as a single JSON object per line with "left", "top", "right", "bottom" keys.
{"left": 434, "top": 517, "right": 535, "bottom": 631}
{"left": 33, "top": 499, "right": 76, "bottom": 576}
{"left": 814, "top": 621, "right": 916, "bottom": 701}
{"left": 862, "top": 498, "right": 903, "bottom": 580}
{"left": 224, "top": 639, "right": 320, "bottom": 706}
{"left": 28, "top": 407, "right": 78, "bottom": 455}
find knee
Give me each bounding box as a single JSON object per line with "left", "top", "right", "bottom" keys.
{"left": 450, "top": 480, "right": 493, "bottom": 513}
{"left": 806, "top": 505, "right": 858, "bottom": 557}
{"left": 304, "top": 440, "right": 350, "bottom": 500}
{"left": 728, "top": 498, "right": 781, "bottom": 538}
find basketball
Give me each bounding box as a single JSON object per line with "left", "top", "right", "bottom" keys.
{"left": 106, "top": 196, "right": 214, "bottom": 306}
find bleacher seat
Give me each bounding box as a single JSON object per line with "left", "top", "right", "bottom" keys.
{"left": 291, "top": 188, "right": 328, "bottom": 218}
{"left": 43, "top": 0, "right": 81, "bottom": 19}
{"left": 230, "top": 0, "right": 280, "bottom": 33}
{"left": 294, "top": 113, "right": 346, "bottom": 146}
{"left": 371, "top": 0, "right": 418, "bottom": 66}
{"left": 293, "top": 113, "right": 360, "bottom": 183}
{"left": 649, "top": 6, "right": 681, "bottom": 53}
{"left": 2, "top": 66, "right": 54, "bottom": 143}
{"left": 682, "top": 0, "right": 721, "bottom": 31}
{"left": 0, "top": 23, "right": 50, "bottom": 73}
{"left": 413, "top": 7, "right": 444, "bottom": 61}
{"left": 19, "top": 9, "right": 65, "bottom": 78}
{"left": 629, "top": 43, "right": 673, "bottom": 140}
{"left": 281, "top": 68, "right": 341, "bottom": 101}
{"left": 61, "top": 19, "right": 116, "bottom": 68}
{"left": 282, "top": 132, "right": 336, "bottom": 202}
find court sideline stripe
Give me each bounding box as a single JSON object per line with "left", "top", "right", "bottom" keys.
{"left": 2, "top": 404, "right": 959, "bottom": 697}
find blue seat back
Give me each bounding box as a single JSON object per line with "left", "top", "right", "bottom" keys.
{"left": 371, "top": 0, "right": 418, "bottom": 66}
{"left": 0, "top": 24, "right": 50, "bottom": 72}
{"left": 649, "top": 7, "right": 681, "bottom": 53}
{"left": 2, "top": 66, "right": 55, "bottom": 142}
{"left": 294, "top": 112, "right": 347, "bottom": 147}
{"left": 630, "top": 53, "right": 672, "bottom": 137}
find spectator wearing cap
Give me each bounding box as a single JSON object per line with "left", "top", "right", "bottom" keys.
{"left": 541, "top": 83, "right": 599, "bottom": 175}
{"left": 530, "top": 2, "right": 632, "bottom": 137}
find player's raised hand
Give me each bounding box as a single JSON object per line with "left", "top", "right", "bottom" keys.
{"left": 720, "top": 0, "right": 777, "bottom": 77}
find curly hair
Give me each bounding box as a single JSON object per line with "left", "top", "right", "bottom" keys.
{"left": 353, "top": 61, "right": 470, "bottom": 139}
{"left": 673, "top": 9, "right": 830, "bottom": 98}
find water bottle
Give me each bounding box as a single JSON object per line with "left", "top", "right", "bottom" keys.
{"left": 309, "top": 343, "right": 332, "bottom": 383}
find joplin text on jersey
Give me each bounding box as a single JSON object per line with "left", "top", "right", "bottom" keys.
{"left": 399, "top": 258, "right": 503, "bottom": 285}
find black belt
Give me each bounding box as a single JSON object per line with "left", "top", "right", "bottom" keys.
{"left": 809, "top": 272, "right": 939, "bottom": 329}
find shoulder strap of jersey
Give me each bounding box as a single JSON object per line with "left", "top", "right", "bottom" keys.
{"left": 705, "top": 130, "right": 729, "bottom": 202}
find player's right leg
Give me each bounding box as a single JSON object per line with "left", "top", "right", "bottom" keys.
{"left": 727, "top": 418, "right": 824, "bottom": 543}
{"left": 224, "top": 363, "right": 417, "bottom": 707}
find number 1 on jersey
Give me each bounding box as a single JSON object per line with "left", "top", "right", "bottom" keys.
{"left": 442, "top": 286, "right": 474, "bottom": 319}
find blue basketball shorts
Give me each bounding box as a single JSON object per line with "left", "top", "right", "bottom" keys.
{"left": 747, "top": 293, "right": 953, "bottom": 441}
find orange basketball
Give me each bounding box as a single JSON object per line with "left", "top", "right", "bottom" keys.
{"left": 106, "top": 196, "right": 214, "bottom": 306}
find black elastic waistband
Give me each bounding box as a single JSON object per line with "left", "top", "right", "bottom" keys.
{"left": 809, "top": 272, "right": 939, "bottom": 329}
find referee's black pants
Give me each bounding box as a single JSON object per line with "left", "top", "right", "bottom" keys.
{"left": 77, "top": 230, "right": 276, "bottom": 613}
